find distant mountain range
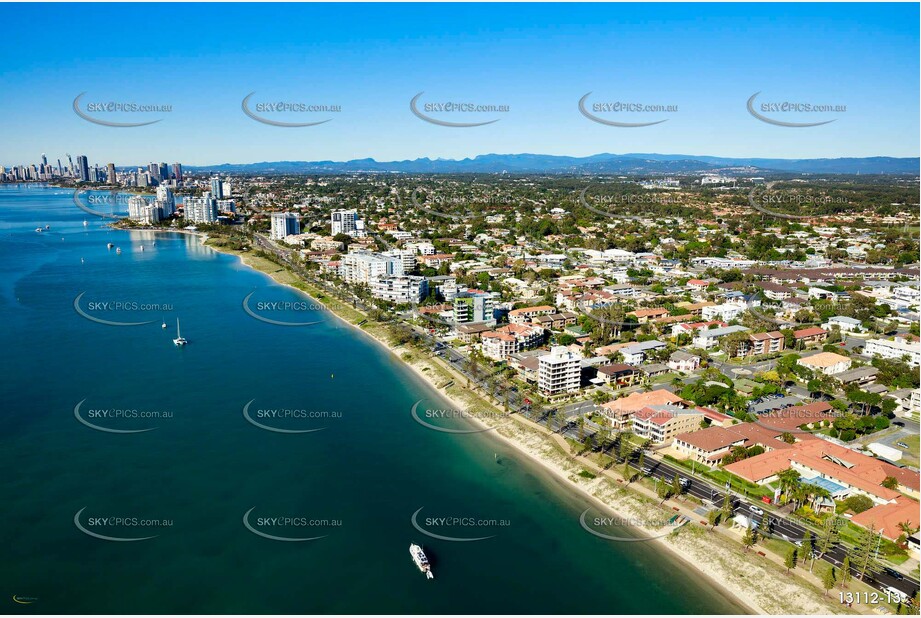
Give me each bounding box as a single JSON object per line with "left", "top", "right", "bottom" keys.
{"left": 186, "top": 153, "right": 920, "bottom": 175}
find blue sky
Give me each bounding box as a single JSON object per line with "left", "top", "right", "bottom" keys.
{"left": 0, "top": 3, "right": 917, "bottom": 166}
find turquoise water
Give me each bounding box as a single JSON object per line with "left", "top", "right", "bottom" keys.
{"left": 0, "top": 184, "right": 745, "bottom": 614}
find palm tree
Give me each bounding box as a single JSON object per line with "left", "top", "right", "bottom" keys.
{"left": 777, "top": 468, "right": 801, "bottom": 504}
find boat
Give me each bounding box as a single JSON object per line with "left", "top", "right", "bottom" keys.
{"left": 35, "top": 227, "right": 43, "bottom": 233}
{"left": 409, "top": 543, "right": 434, "bottom": 579}
{"left": 161, "top": 319, "right": 167, "bottom": 329}
{"left": 44, "top": 225, "right": 50, "bottom": 230}
{"left": 107, "top": 242, "right": 114, "bottom": 249}
{"left": 140, "top": 246, "right": 145, "bottom": 252}
{"left": 115, "top": 247, "right": 122, "bottom": 254}
{"left": 83, "top": 220, "right": 88, "bottom": 227}
{"left": 173, "top": 318, "right": 188, "bottom": 346}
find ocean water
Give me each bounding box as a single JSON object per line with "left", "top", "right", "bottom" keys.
{"left": 0, "top": 184, "right": 745, "bottom": 614}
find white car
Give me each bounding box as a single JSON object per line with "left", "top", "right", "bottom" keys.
{"left": 749, "top": 505, "right": 764, "bottom": 516}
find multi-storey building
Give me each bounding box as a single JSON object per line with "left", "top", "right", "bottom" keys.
{"left": 270, "top": 212, "right": 301, "bottom": 240}
{"left": 538, "top": 346, "right": 582, "bottom": 395}
{"left": 865, "top": 337, "right": 921, "bottom": 367}
{"left": 453, "top": 290, "right": 495, "bottom": 324}
{"left": 632, "top": 405, "right": 704, "bottom": 444}
{"left": 183, "top": 194, "right": 218, "bottom": 223}
{"left": 340, "top": 250, "right": 403, "bottom": 285}
{"left": 331, "top": 209, "right": 358, "bottom": 236}
{"left": 369, "top": 275, "right": 427, "bottom": 304}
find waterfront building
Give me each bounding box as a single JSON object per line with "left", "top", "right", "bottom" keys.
{"left": 538, "top": 346, "right": 582, "bottom": 395}
{"left": 369, "top": 275, "right": 428, "bottom": 303}
{"left": 340, "top": 250, "right": 403, "bottom": 285}
{"left": 184, "top": 195, "right": 218, "bottom": 224}
{"left": 155, "top": 185, "right": 175, "bottom": 218}
{"left": 106, "top": 163, "right": 116, "bottom": 184}
{"left": 76, "top": 155, "right": 90, "bottom": 182}
{"left": 210, "top": 177, "right": 224, "bottom": 199}
{"left": 270, "top": 212, "right": 301, "bottom": 240}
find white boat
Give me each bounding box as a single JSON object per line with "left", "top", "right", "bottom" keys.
{"left": 140, "top": 246, "right": 145, "bottom": 252}
{"left": 44, "top": 225, "right": 50, "bottom": 230}
{"left": 161, "top": 319, "right": 167, "bottom": 329}
{"left": 173, "top": 318, "right": 188, "bottom": 346}
{"left": 35, "top": 227, "right": 43, "bottom": 233}
{"left": 115, "top": 247, "right": 122, "bottom": 254}
{"left": 83, "top": 220, "right": 88, "bottom": 227}
{"left": 409, "top": 543, "right": 434, "bottom": 579}
{"left": 107, "top": 242, "right": 114, "bottom": 249}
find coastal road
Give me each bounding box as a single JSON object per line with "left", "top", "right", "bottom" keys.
{"left": 635, "top": 455, "right": 919, "bottom": 600}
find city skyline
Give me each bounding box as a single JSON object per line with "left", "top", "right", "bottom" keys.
{"left": 0, "top": 3, "right": 918, "bottom": 164}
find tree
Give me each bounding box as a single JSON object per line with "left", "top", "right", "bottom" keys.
{"left": 849, "top": 526, "right": 878, "bottom": 581}
{"left": 671, "top": 473, "right": 682, "bottom": 497}
{"left": 742, "top": 526, "right": 756, "bottom": 552}
{"left": 784, "top": 546, "right": 798, "bottom": 572}
{"left": 816, "top": 516, "right": 842, "bottom": 559}
{"left": 881, "top": 476, "right": 899, "bottom": 490}
{"left": 656, "top": 479, "right": 672, "bottom": 502}
{"left": 802, "top": 531, "right": 815, "bottom": 572}
{"left": 840, "top": 556, "right": 851, "bottom": 589}
{"left": 777, "top": 468, "right": 802, "bottom": 504}
{"left": 721, "top": 493, "right": 734, "bottom": 523}
{"left": 821, "top": 566, "right": 836, "bottom": 596}
{"left": 720, "top": 331, "right": 751, "bottom": 358}
{"left": 708, "top": 509, "right": 721, "bottom": 530}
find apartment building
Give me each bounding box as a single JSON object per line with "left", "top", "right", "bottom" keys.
{"left": 453, "top": 290, "right": 495, "bottom": 324}
{"left": 865, "top": 337, "right": 921, "bottom": 367}
{"left": 480, "top": 324, "right": 544, "bottom": 361}
{"left": 538, "top": 346, "right": 582, "bottom": 395}
{"left": 796, "top": 352, "right": 852, "bottom": 376}
{"left": 745, "top": 331, "right": 785, "bottom": 356}
{"left": 369, "top": 275, "right": 428, "bottom": 304}
{"left": 692, "top": 325, "right": 750, "bottom": 349}
{"left": 340, "top": 250, "right": 404, "bottom": 285}
{"left": 632, "top": 405, "right": 705, "bottom": 445}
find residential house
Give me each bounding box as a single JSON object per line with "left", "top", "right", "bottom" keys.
{"left": 668, "top": 350, "right": 700, "bottom": 373}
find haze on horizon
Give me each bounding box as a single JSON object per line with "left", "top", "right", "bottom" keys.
{"left": 0, "top": 3, "right": 918, "bottom": 165}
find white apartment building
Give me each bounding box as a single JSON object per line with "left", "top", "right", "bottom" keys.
{"left": 383, "top": 249, "right": 416, "bottom": 273}
{"left": 701, "top": 303, "right": 745, "bottom": 321}
{"left": 270, "top": 212, "right": 301, "bottom": 240}
{"left": 405, "top": 241, "right": 436, "bottom": 255}
{"left": 127, "top": 195, "right": 150, "bottom": 221}
{"left": 331, "top": 209, "right": 358, "bottom": 236}
{"left": 538, "top": 346, "right": 583, "bottom": 395}
{"left": 692, "top": 325, "right": 750, "bottom": 349}
{"left": 865, "top": 338, "right": 921, "bottom": 367}
{"left": 340, "top": 251, "right": 404, "bottom": 285}
{"left": 369, "top": 275, "right": 427, "bottom": 303}
{"left": 155, "top": 185, "right": 175, "bottom": 218}
{"left": 183, "top": 195, "right": 218, "bottom": 223}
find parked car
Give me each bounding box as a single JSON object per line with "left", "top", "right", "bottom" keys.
{"left": 896, "top": 441, "right": 909, "bottom": 449}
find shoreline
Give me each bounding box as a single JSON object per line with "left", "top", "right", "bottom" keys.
{"left": 137, "top": 227, "right": 853, "bottom": 616}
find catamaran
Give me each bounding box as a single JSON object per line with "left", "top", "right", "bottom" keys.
{"left": 173, "top": 318, "right": 188, "bottom": 346}
{"left": 409, "top": 543, "right": 434, "bottom": 579}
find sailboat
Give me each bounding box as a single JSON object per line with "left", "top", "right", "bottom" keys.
{"left": 173, "top": 318, "right": 188, "bottom": 346}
